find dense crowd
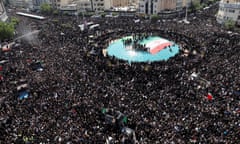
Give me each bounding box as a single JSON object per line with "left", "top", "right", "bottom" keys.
{"left": 0, "top": 4, "right": 240, "bottom": 143}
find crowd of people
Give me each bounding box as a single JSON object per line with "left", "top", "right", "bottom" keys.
{"left": 0, "top": 3, "right": 239, "bottom": 143}
{"left": 121, "top": 33, "right": 150, "bottom": 52}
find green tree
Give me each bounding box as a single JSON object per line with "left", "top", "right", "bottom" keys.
{"left": 40, "top": 3, "right": 52, "bottom": 14}
{"left": 151, "top": 14, "right": 159, "bottom": 23}
{"left": 0, "top": 22, "right": 15, "bottom": 41}
{"left": 53, "top": 10, "right": 59, "bottom": 15}
{"left": 112, "top": 12, "right": 118, "bottom": 16}
{"left": 10, "top": 17, "right": 19, "bottom": 28}
{"left": 189, "top": 0, "right": 201, "bottom": 12}
{"left": 224, "top": 19, "right": 235, "bottom": 30}
{"left": 63, "top": 11, "right": 69, "bottom": 16}
{"left": 0, "top": 17, "right": 19, "bottom": 41}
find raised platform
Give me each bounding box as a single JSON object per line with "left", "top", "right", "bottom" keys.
{"left": 107, "top": 36, "right": 180, "bottom": 63}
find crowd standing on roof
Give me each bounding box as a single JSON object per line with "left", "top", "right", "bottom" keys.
{"left": 0, "top": 4, "right": 240, "bottom": 144}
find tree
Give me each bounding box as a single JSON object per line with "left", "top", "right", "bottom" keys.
{"left": 10, "top": 17, "right": 19, "bottom": 28}
{"left": 189, "top": 0, "right": 201, "bottom": 12}
{"left": 0, "top": 17, "right": 19, "bottom": 41}
{"left": 40, "top": 3, "right": 52, "bottom": 14}
{"left": 63, "top": 11, "right": 69, "bottom": 16}
{"left": 0, "top": 22, "right": 15, "bottom": 41}
{"left": 224, "top": 19, "right": 235, "bottom": 30}
{"left": 53, "top": 10, "right": 59, "bottom": 15}
{"left": 150, "top": 14, "right": 159, "bottom": 23}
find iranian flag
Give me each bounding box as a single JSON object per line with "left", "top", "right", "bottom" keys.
{"left": 146, "top": 39, "right": 172, "bottom": 54}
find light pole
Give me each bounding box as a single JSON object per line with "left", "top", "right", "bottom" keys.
{"left": 184, "top": 0, "right": 191, "bottom": 24}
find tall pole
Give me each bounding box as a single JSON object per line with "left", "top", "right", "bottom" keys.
{"left": 185, "top": 0, "right": 188, "bottom": 21}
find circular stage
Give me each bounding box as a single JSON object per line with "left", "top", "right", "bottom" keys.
{"left": 107, "top": 36, "right": 180, "bottom": 63}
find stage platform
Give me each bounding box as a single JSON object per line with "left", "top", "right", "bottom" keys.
{"left": 107, "top": 36, "right": 180, "bottom": 63}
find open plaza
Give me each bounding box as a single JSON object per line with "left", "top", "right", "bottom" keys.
{"left": 0, "top": 1, "right": 240, "bottom": 143}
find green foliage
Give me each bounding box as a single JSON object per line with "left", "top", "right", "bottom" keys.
{"left": 63, "top": 11, "right": 69, "bottom": 15}
{"left": 201, "top": 3, "right": 207, "bottom": 8}
{"left": 112, "top": 12, "right": 118, "bottom": 16}
{"left": 53, "top": 10, "right": 59, "bottom": 15}
{"left": 0, "top": 22, "right": 15, "bottom": 40}
{"left": 0, "top": 17, "right": 19, "bottom": 40}
{"left": 40, "top": 3, "right": 52, "bottom": 14}
{"left": 189, "top": 0, "right": 201, "bottom": 12}
{"left": 52, "top": 19, "right": 59, "bottom": 23}
{"left": 224, "top": 19, "right": 235, "bottom": 30}
{"left": 85, "top": 12, "right": 95, "bottom": 17}
{"left": 10, "top": 17, "right": 19, "bottom": 28}
{"left": 151, "top": 14, "right": 159, "bottom": 23}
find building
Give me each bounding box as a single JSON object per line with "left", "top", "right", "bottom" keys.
{"left": 111, "top": 0, "right": 130, "bottom": 7}
{"left": 158, "top": 0, "right": 178, "bottom": 11}
{"left": 8, "top": 0, "right": 31, "bottom": 8}
{"left": 75, "top": 0, "right": 106, "bottom": 12}
{"left": 73, "top": 0, "right": 139, "bottom": 12}
{"left": 216, "top": 0, "right": 240, "bottom": 25}
{"left": 139, "top": 0, "right": 158, "bottom": 15}
{"left": 49, "top": 0, "right": 140, "bottom": 12}
{"left": 75, "top": 0, "right": 92, "bottom": 12}
{"left": 7, "top": 0, "right": 50, "bottom": 10}
{"left": 58, "top": 0, "right": 72, "bottom": 9}
{"left": 130, "top": 0, "right": 139, "bottom": 6}
{"left": 0, "top": 0, "right": 8, "bottom": 22}
{"left": 139, "top": 0, "right": 202, "bottom": 15}
{"left": 39, "top": 0, "right": 72, "bottom": 9}
{"left": 182, "top": 0, "right": 194, "bottom": 8}
{"left": 32, "top": 0, "right": 51, "bottom": 10}
{"left": 139, "top": 0, "right": 182, "bottom": 15}
{"left": 34, "top": 0, "right": 71, "bottom": 10}
{"left": 139, "top": 0, "right": 180, "bottom": 15}
{"left": 92, "top": 0, "right": 105, "bottom": 11}
{"left": 176, "top": 0, "right": 183, "bottom": 10}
